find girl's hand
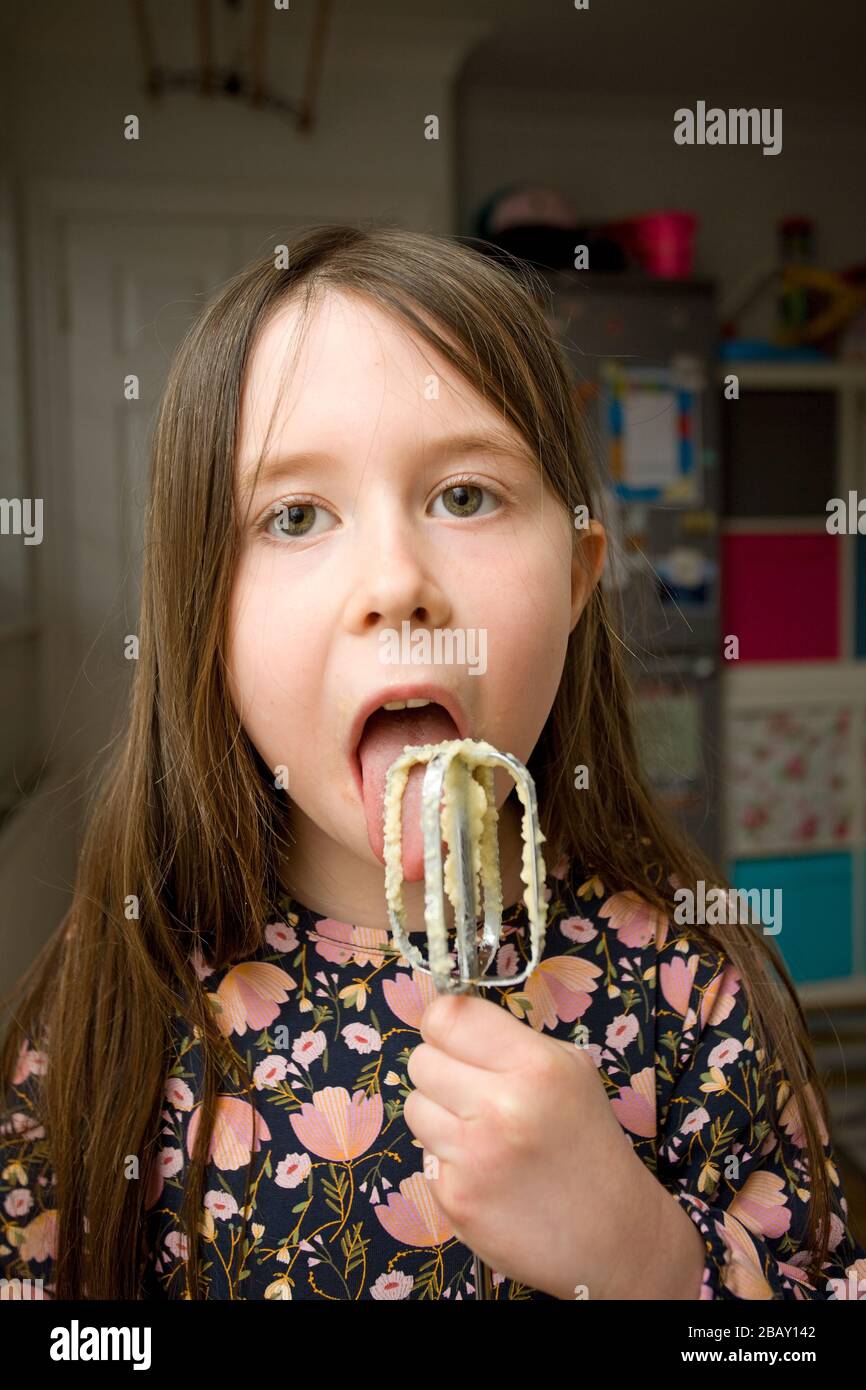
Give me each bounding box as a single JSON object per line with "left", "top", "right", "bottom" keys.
{"left": 404, "top": 991, "right": 703, "bottom": 1299}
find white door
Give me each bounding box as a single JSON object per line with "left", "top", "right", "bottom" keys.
{"left": 13, "top": 197, "right": 431, "bottom": 961}
{"left": 59, "top": 220, "right": 237, "bottom": 773}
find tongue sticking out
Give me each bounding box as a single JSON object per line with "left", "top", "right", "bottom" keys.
{"left": 357, "top": 704, "right": 460, "bottom": 880}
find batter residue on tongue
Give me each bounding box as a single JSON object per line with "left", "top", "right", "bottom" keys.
{"left": 357, "top": 705, "right": 459, "bottom": 879}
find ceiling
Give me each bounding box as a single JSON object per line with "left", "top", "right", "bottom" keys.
{"left": 459, "top": 0, "right": 866, "bottom": 105}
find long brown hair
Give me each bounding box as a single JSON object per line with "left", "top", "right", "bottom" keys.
{"left": 1, "top": 222, "right": 839, "bottom": 1296}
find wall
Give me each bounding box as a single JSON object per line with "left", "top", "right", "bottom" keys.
{"left": 456, "top": 85, "right": 866, "bottom": 339}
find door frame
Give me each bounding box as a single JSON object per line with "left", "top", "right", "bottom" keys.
{"left": 24, "top": 176, "right": 438, "bottom": 762}
{"left": 0, "top": 177, "right": 436, "bottom": 951}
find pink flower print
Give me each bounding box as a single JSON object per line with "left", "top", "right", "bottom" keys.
{"left": 796, "top": 814, "right": 818, "bottom": 841}
{"left": 19, "top": 1209, "right": 57, "bottom": 1264}
{"left": 157, "top": 1146, "right": 183, "bottom": 1180}
{"left": 370, "top": 1269, "right": 414, "bottom": 1299}
{"left": 254, "top": 1054, "right": 290, "bottom": 1089}
{"left": 275, "top": 1152, "right": 312, "bottom": 1189}
{"left": 189, "top": 947, "right": 214, "bottom": 981}
{"left": 0, "top": 1111, "right": 44, "bottom": 1141}
{"left": 716, "top": 1212, "right": 775, "bottom": 1299}
{"left": 551, "top": 854, "right": 571, "bottom": 880}
{"left": 508, "top": 956, "right": 603, "bottom": 1032}
{"left": 375, "top": 1170, "right": 455, "bottom": 1246}
{"left": 12, "top": 1044, "right": 47, "bottom": 1084}
{"left": 729, "top": 1170, "right": 792, "bottom": 1241}
{"left": 210, "top": 962, "right": 295, "bottom": 1038}
{"left": 292, "top": 1030, "right": 326, "bottom": 1067}
{"left": 165, "top": 1077, "right": 194, "bottom": 1111}
{"left": 264, "top": 919, "right": 299, "bottom": 954}
{"left": 382, "top": 967, "right": 439, "bottom": 1027}
{"left": 204, "top": 1190, "right": 239, "bottom": 1222}
{"left": 609, "top": 1066, "right": 657, "bottom": 1138}
{"left": 598, "top": 891, "right": 669, "bottom": 950}
{"left": 659, "top": 953, "right": 700, "bottom": 1016}
{"left": 779, "top": 1082, "right": 829, "bottom": 1149}
{"left": 187, "top": 1096, "right": 272, "bottom": 1171}
{"left": 605, "top": 1013, "right": 639, "bottom": 1053}
{"left": 708, "top": 1037, "right": 743, "bottom": 1069}
{"left": 4, "top": 1187, "right": 34, "bottom": 1218}
{"left": 342, "top": 1023, "right": 382, "bottom": 1054}
{"left": 742, "top": 805, "right": 768, "bottom": 831}
{"left": 827, "top": 1211, "right": 847, "bottom": 1253}
{"left": 783, "top": 755, "right": 806, "bottom": 779}
{"left": 144, "top": 1144, "right": 184, "bottom": 1209}
{"left": 680, "top": 1106, "right": 710, "bottom": 1135}
{"left": 496, "top": 943, "right": 519, "bottom": 977}
{"left": 778, "top": 1261, "right": 817, "bottom": 1295}
{"left": 700, "top": 963, "right": 741, "bottom": 1030}
{"left": 313, "top": 919, "right": 390, "bottom": 966}
{"left": 290, "top": 1086, "right": 383, "bottom": 1161}
{"left": 559, "top": 914, "right": 597, "bottom": 944}
{"left": 164, "top": 1230, "right": 190, "bottom": 1261}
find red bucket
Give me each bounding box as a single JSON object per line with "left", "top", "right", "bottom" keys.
{"left": 632, "top": 210, "right": 698, "bottom": 278}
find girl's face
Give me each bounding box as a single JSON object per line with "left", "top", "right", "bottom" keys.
{"left": 227, "top": 289, "right": 605, "bottom": 930}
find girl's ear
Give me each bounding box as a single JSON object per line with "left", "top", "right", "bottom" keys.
{"left": 570, "top": 520, "right": 607, "bottom": 633}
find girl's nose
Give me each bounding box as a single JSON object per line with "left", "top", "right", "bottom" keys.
{"left": 342, "top": 507, "right": 451, "bottom": 636}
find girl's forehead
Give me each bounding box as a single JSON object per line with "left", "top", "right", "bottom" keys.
{"left": 238, "top": 289, "right": 500, "bottom": 453}
{"left": 249, "top": 289, "right": 438, "bottom": 382}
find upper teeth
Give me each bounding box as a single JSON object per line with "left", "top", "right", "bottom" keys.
{"left": 382, "top": 698, "right": 431, "bottom": 711}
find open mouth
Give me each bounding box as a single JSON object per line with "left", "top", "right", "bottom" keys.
{"left": 349, "top": 689, "right": 468, "bottom": 877}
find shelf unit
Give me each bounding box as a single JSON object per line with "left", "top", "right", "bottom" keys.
{"left": 719, "top": 359, "right": 866, "bottom": 998}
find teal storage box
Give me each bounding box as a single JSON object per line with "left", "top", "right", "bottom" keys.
{"left": 731, "top": 853, "right": 853, "bottom": 985}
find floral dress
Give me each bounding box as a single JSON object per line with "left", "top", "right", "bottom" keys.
{"left": 2, "top": 854, "right": 865, "bottom": 1300}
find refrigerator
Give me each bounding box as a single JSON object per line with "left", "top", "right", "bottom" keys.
{"left": 541, "top": 271, "right": 722, "bottom": 866}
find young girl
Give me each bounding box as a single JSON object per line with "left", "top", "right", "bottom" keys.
{"left": 2, "top": 224, "right": 864, "bottom": 1301}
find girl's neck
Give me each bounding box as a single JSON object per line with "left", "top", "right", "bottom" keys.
{"left": 281, "top": 793, "right": 530, "bottom": 935}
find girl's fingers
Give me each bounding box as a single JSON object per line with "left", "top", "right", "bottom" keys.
{"left": 407, "top": 1042, "right": 491, "bottom": 1120}
{"left": 402, "top": 1086, "right": 462, "bottom": 1166}
{"left": 420, "top": 992, "right": 539, "bottom": 1072}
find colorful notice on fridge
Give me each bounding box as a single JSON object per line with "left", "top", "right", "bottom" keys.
{"left": 602, "top": 362, "right": 701, "bottom": 503}
{"left": 623, "top": 389, "right": 679, "bottom": 489}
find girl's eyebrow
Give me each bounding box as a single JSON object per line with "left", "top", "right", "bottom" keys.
{"left": 239, "top": 429, "right": 537, "bottom": 499}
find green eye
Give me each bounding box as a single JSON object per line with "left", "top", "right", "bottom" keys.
{"left": 262, "top": 500, "right": 337, "bottom": 540}
{"left": 444, "top": 483, "right": 482, "bottom": 516}
{"left": 275, "top": 503, "right": 315, "bottom": 537}
{"left": 431, "top": 479, "right": 500, "bottom": 520}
